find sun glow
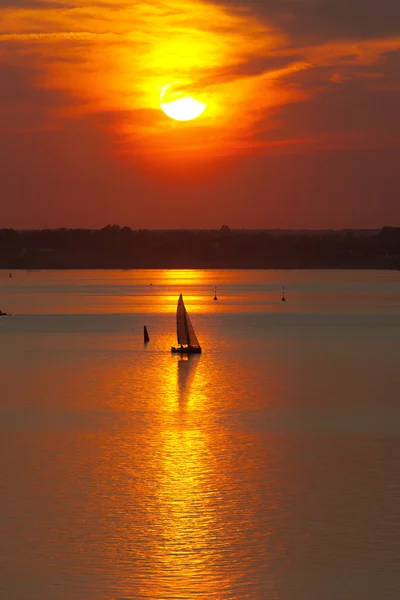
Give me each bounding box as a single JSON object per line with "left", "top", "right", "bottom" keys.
{"left": 160, "top": 84, "right": 206, "bottom": 122}
{"left": 4, "top": 0, "right": 292, "bottom": 157}
{"left": 10, "top": 0, "right": 399, "bottom": 160}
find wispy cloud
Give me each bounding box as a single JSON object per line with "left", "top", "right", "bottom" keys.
{"left": 0, "top": 0, "right": 399, "bottom": 158}
{"left": 215, "top": 0, "right": 400, "bottom": 42}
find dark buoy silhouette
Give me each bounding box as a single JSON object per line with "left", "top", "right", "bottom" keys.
{"left": 281, "top": 287, "right": 286, "bottom": 302}
{"left": 213, "top": 286, "right": 218, "bottom": 301}
{"left": 144, "top": 325, "right": 150, "bottom": 343}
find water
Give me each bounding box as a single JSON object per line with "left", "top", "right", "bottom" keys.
{"left": 0, "top": 269, "right": 399, "bottom": 600}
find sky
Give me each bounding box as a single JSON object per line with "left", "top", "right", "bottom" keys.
{"left": 0, "top": 0, "right": 399, "bottom": 229}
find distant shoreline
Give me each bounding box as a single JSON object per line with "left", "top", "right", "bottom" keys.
{"left": 1, "top": 226, "right": 400, "bottom": 270}
{"left": 0, "top": 265, "right": 400, "bottom": 270}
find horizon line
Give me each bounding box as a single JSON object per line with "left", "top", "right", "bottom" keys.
{"left": 2, "top": 226, "right": 398, "bottom": 233}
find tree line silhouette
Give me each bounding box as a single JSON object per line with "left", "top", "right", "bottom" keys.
{"left": 1, "top": 225, "right": 400, "bottom": 269}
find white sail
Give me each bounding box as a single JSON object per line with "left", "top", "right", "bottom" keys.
{"left": 176, "top": 294, "right": 201, "bottom": 348}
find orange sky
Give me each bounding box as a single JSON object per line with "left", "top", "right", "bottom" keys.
{"left": 1, "top": 0, "right": 400, "bottom": 228}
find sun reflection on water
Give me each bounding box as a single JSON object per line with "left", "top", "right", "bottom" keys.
{"left": 149, "top": 356, "right": 226, "bottom": 598}
{"left": 137, "top": 352, "right": 234, "bottom": 597}
{"left": 2, "top": 270, "right": 399, "bottom": 598}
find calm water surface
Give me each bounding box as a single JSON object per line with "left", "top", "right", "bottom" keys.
{"left": 0, "top": 270, "right": 399, "bottom": 600}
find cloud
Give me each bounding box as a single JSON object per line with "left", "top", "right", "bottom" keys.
{"left": 1, "top": 1, "right": 72, "bottom": 8}
{"left": 0, "top": 0, "right": 399, "bottom": 159}
{"left": 0, "top": 1, "right": 294, "bottom": 155}
{"left": 217, "top": 0, "right": 400, "bottom": 42}
{"left": 244, "top": 51, "right": 400, "bottom": 152}
{"left": 0, "top": 55, "right": 75, "bottom": 133}
{"left": 379, "top": 49, "right": 400, "bottom": 83}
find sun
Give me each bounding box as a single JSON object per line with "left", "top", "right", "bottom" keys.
{"left": 161, "top": 96, "right": 206, "bottom": 122}
{"left": 160, "top": 83, "right": 206, "bottom": 122}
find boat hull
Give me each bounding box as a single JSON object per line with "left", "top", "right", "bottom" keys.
{"left": 171, "top": 346, "right": 202, "bottom": 354}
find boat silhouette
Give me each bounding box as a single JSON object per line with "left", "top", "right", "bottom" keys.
{"left": 171, "top": 294, "right": 202, "bottom": 354}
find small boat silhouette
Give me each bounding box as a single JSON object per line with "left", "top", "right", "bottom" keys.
{"left": 171, "top": 294, "right": 202, "bottom": 354}
{"left": 214, "top": 286, "right": 218, "bottom": 301}
{"left": 144, "top": 325, "right": 150, "bottom": 343}
{"left": 281, "top": 287, "right": 286, "bottom": 302}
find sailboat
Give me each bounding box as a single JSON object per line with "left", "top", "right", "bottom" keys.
{"left": 144, "top": 325, "right": 150, "bottom": 343}
{"left": 171, "top": 294, "right": 202, "bottom": 354}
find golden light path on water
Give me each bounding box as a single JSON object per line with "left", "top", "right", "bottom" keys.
{"left": 1, "top": 270, "right": 399, "bottom": 598}
{"left": 147, "top": 355, "right": 227, "bottom": 597}
{"left": 71, "top": 328, "right": 273, "bottom": 599}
